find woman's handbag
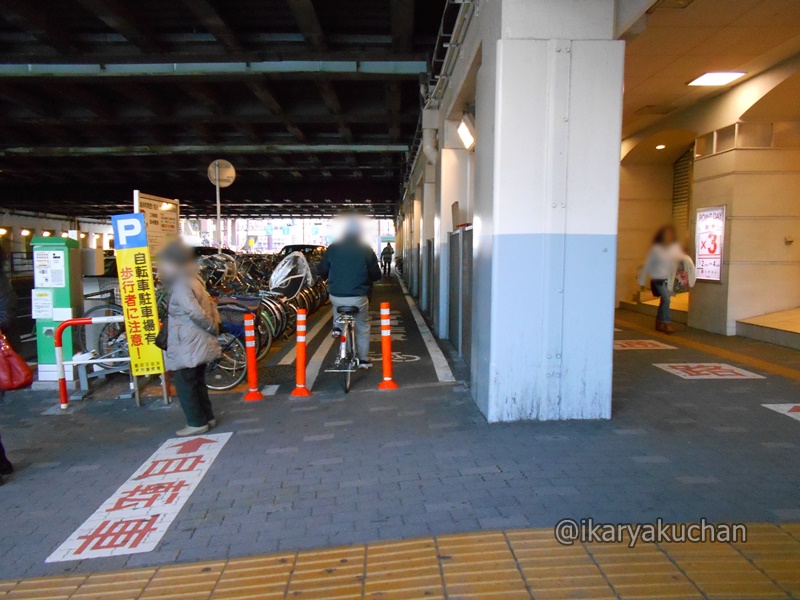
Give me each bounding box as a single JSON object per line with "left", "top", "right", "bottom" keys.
{"left": 0, "top": 332, "right": 33, "bottom": 391}
{"left": 154, "top": 292, "right": 171, "bottom": 351}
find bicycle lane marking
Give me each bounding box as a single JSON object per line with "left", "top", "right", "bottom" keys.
{"left": 397, "top": 277, "right": 455, "bottom": 383}
{"left": 306, "top": 331, "right": 337, "bottom": 391}
{"left": 46, "top": 433, "right": 232, "bottom": 563}
{"left": 276, "top": 307, "right": 332, "bottom": 366}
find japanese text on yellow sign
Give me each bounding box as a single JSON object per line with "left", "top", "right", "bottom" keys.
{"left": 111, "top": 214, "right": 164, "bottom": 376}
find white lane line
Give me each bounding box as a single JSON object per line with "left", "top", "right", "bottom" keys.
{"left": 278, "top": 309, "right": 332, "bottom": 365}
{"left": 261, "top": 384, "right": 280, "bottom": 396}
{"left": 397, "top": 277, "right": 455, "bottom": 382}
{"left": 306, "top": 334, "right": 336, "bottom": 391}
{"left": 46, "top": 433, "right": 232, "bottom": 562}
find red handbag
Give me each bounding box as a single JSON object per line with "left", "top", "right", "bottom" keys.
{"left": 0, "top": 332, "right": 33, "bottom": 391}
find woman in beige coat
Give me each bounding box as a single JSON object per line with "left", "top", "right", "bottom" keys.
{"left": 158, "top": 240, "right": 221, "bottom": 437}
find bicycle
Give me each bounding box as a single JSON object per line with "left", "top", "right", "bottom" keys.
{"left": 206, "top": 331, "right": 247, "bottom": 391}
{"left": 324, "top": 306, "right": 361, "bottom": 393}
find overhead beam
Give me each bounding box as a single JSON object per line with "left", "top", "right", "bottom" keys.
{"left": 316, "top": 81, "right": 354, "bottom": 143}
{"left": 248, "top": 79, "right": 306, "bottom": 142}
{"left": 182, "top": 0, "right": 244, "bottom": 53}
{"left": 286, "top": 0, "right": 326, "bottom": 50}
{"left": 0, "top": 144, "right": 409, "bottom": 157}
{"left": 0, "top": 83, "right": 57, "bottom": 117}
{"left": 0, "top": 112, "right": 419, "bottom": 126}
{"left": 386, "top": 82, "right": 402, "bottom": 143}
{"left": 390, "top": 0, "right": 415, "bottom": 51}
{"left": 0, "top": 60, "right": 429, "bottom": 78}
{"left": 0, "top": 0, "right": 80, "bottom": 54}
{"left": 73, "top": 0, "right": 164, "bottom": 52}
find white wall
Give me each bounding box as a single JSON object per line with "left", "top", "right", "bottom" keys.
{"left": 690, "top": 146, "right": 800, "bottom": 334}
{"left": 616, "top": 164, "right": 673, "bottom": 304}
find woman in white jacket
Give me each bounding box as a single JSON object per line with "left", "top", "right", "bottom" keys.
{"left": 638, "top": 225, "right": 687, "bottom": 334}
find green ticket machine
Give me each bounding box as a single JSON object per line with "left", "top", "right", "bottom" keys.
{"left": 30, "top": 237, "right": 83, "bottom": 382}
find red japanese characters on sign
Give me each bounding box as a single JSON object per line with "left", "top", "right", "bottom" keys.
{"left": 653, "top": 363, "right": 764, "bottom": 380}
{"left": 75, "top": 517, "right": 159, "bottom": 555}
{"left": 47, "top": 433, "right": 231, "bottom": 563}
{"left": 107, "top": 481, "right": 189, "bottom": 512}
{"left": 614, "top": 340, "right": 677, "bottom": 350}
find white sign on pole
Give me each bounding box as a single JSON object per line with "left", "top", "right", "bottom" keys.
{"left": 133, "top": 191, "right": 180, "bottom": 255}
{"left": 695, "top": 206, "right": 725, "bottom": 282}
{"left": 208, "top": 160, "right": 235, "bottom": 248}
{"left": 207, "top": 159, "right": 236, "bottom": 187}
{"left": 31, "top": 289, "right": 53, "bottom": 320}
{"left": 33, "top": 250, "right": 66, "bottom": 288}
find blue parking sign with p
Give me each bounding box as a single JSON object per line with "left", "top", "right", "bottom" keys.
{"left": 112, "top": 213, "right": 148, "bottom": 250}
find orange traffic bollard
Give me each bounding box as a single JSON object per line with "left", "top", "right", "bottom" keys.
{"left": 291, "top": 308, "right": 312, "bottom": 397}
{"left": 378, "top": 302, "right": 399, "bottom": 390}
{"left": 243, "top": 313, "right": 264, "bottom": 401}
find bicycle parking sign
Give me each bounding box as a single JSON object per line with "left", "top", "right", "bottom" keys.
{"left": 111, "top": 213, "right": 164, "bottom": 377}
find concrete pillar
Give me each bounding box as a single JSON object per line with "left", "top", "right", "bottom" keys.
{"left": 472, "top": 0, "right": 624, "bottom": 421}
{"left": 421, "top": 166, "right": 436, "bottom": 315}
{"left": 690, "top": 142, "right": 800, "bottom": 335}
{"left": 435, "top": 125, "right": 471, "bottom": 339}
{"left": 411, "top": 195, "right": 422, "bottom": 297}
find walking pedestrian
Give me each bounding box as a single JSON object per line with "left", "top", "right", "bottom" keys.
{"left": 637, "top": 225, "right": 688, "bottom": 334}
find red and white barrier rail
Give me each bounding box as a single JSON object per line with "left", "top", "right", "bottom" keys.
{"left": 55, "top": 316, "right": 127, "bottom": 410}
{"left": 243, "top": 313, "right": 263, "bottom": 402}
{"left": 378, "top": 302, "right": 399, "bottom": 390}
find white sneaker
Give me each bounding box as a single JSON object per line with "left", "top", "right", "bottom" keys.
{"left": 207, "top": 419, "right": 217, "bottom": 429}
{"left": 358, "top": 360, "right": 373, "bottom": 370}
{"left": 176, "top": 424, "right": 210, "bottom": 437}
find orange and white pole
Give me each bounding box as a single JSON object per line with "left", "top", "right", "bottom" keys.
{"left": 243, "top": 313, "right": 263, "bottom": 402}
{"left": 378, "top": 302, "right": 399, "bottom": 390}
{"left": 291, "top": 308, "right": 312, "bottom": 397}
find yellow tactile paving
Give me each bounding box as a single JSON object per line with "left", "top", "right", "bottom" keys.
{"left": 2, "top": 525, "right": 800, "bottom": 599}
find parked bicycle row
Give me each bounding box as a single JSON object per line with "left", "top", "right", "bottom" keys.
{"left": 76, "top": 248, "right": 328, "bottom": 392}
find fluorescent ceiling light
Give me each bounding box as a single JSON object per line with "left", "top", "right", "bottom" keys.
{"left": 457, "top": 114, "right": 476, "bottom": 150}
{"left": 42, "top": 231, "right": 52, "bottom": 237}
{"left": 656, "top": 144, "right": 666, "bottom": 150}
{"left": 20, "top": 229, "right": 31, "bottom": 236}
{"left": 0, "top": 228, "right": 6, "bottom": 236}
{"left": 61, "top": 232, "right": 69, "bottom": 238}
{"left": 689, "top": 72, "right": 745, "bottom": 86}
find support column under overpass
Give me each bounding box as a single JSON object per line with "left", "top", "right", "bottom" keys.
{"left": 471, "top": 0, "right": 625, "bottom": 421}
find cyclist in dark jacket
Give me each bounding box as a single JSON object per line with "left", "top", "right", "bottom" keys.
{"left": 317, "top": 219, "right": 382, "bottom": 367}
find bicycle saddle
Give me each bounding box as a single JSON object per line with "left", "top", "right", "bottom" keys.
{"left": 337, "top": 306, "right": 359, "bottom": 315}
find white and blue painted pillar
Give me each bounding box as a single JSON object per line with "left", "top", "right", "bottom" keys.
{"left": 471, "top": 0, "right": 624, "bottom": 421}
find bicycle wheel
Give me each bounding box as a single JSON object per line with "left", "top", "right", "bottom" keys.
{"left": 78, "top": 304, "right": 128, "bottom": 369}
{"left": 256, "top": 309, "right": 273, "bottom": 361}
{"left": 206, "top": 333, "right": 247, "bottom": 391}
{"left": 341, "top": 322, "right": 356, "bottom": 393}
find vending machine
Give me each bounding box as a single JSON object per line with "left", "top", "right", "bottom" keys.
{"left": 30, "top": 237, "right": 83, "bottom": 381}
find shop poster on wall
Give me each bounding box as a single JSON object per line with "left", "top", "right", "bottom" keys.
{"left": 695, "top": 206, "right": 725, "bottom": 282}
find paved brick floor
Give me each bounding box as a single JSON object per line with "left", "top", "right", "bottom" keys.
{"left": 0, "top": 280, "right": 798, "bottom": 583}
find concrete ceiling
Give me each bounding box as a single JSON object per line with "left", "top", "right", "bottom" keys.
{"left": 623, "top": 0, "right": 800, "bottom": 138}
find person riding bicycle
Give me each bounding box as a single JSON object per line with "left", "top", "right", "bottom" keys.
{"left": 380, "top": 243, "right": 394, "bottom": 276}
{"left": 317, "top": 217, "right": 382, "bottom": 368}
